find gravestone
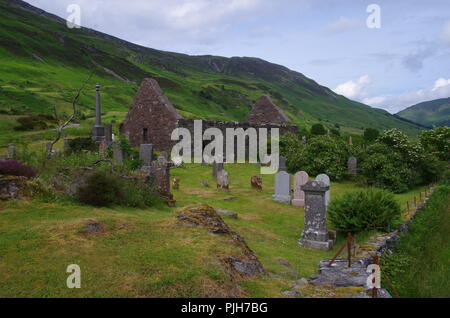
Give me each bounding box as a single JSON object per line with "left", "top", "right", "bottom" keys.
{"left": 217, "top": 170, "right": 229, "bottom": 190}
{"left": 298, "top": 180, "right": 334, "bottom": 251}
{"left": 272, "top": 171, "right": 291, "bottom": 204}
{"left": 151, "top": 154, "right": 175, "bottom": 206}
{"left": 45, "top": 142, "right": 53, "bottom": 158}
{"left": 105, "top": 124, "right": 113, "bottom": 145}
{"left": 139, "top": 144, "right": 153, "bottom": 167}
{"left": 63, "top": 136, "right": 71, "bottom": 153}
{"left": 251, "top": 176, "right": 263, "bottom": 190}
{"left": 278, "top": 156, "right": 287, "bottom": 172}
{"left": 348, "top": 157, "right": 357, "bottom": 175}
{"left": 212, "top": 161, "right": 224, "bottom": 179}
{"left": 98, "top": 140, "right": 107, "bottom": 157}
{"left": 172, "top": 178, "right": 180, "bottom": 190}
{"left": 92, "top": 84, "right": 105, "bottom": 142}
{"left": 112, "top": 142, "right": 123, "bottom": 165}
{"left": 315, "top": 174, "right": 330, "bottom": 206}
{"left": 7, "top": 144, "right": 16, "bottom": 160}
{"left": 348, "top": 136, "right": 353, "bottom": 146}
{"left": 292, "top": 171, "right": 309, "bottom": 207}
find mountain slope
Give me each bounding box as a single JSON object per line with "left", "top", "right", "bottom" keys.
{"left": 0, "top": 0, "right": 423, "bottom": 137}
{"left": 397, "top": 97, "right": 450, "bottom": 127}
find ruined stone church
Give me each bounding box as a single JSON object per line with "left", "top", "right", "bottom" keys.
{"left": 120, "top": 78, "right": 298, "bottom": 152}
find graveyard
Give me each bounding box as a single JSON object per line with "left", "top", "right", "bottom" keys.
{"left": 0, "top": 0, "right": 449, "bottom": 301}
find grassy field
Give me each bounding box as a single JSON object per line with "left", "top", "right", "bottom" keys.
{"left": 0, "top": 162, "right": 429, "bottom": 298}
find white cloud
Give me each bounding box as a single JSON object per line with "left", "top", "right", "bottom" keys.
{"left": 363, "top": 77, "right": 450, "bottom": 113}
{"left": 441, "top": 20, "right": 450, "bottom": 46}
{"left": 325, "top": 17, "right": 361, "bottom": 35}
{"left": 334, "top": 75, "right": 372, "bottom": 99}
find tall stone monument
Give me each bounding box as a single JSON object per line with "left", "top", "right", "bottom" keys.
{"left": 315, "top": 174, "right": 331, "bottom": 206}
{"left": 92, "top": 84, "right": 105, "bottom": 142}
{"left": 298, "top": 180, "right": 334, "bottom": 251}
{"left": 272, "top": 171, "right": 291, "bottom": 204}
{"left": 140, "top": 144, "right": 153, "bottom": 168}
{"left": 292, "top": 171, "right": 309, "bottom": 207}
{"left": 7, "top": 144, "right": 16, "bottom": 160}
{"left": 278, "top": 156, "right": 287, "bottom": 172}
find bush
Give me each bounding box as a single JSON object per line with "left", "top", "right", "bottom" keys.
{"left": 363, "top": 128, "right": 380, "bottom": 142}
{"left": 68, "top": 138, "right": 98, "bottom": 153}
{"left": 281, "top": 134, "right": 351, "bottom": 181}
{"left": 76, "top": 171, "right": 160, "bottom": 208}
{"left": 310, "top": 123, "right": 327, "bottom": 135}
{"left": 76, "top": 171, "right": 124, "bottom": 207}
{"left": 328, "top": 188, "right": 402, "bottom": 234}
{"left": 0, "top": 160, "right": 36, "bottom": 178}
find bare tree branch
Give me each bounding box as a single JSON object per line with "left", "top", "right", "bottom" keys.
{"left": 48, "top": 71, "right": 94, "bottom": 157}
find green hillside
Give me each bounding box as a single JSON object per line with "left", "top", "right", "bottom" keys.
{"left": 397, "top": 97, "right": 450, "bottom": 127}
{"left": 0, "top": 0, "right": 423, "bottom": 148}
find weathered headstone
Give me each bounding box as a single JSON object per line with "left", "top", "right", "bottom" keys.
{"left": 63, "top": 136, "right": 71, "bottom": 153}
{"left": 151, "top": 154, "right": 175, "bottom": 206}
{"left": 348, "top": 136, "right": 353, "bottom": 146}
{"left": 112, "top": 142, "right": 123, "bottom": 165}
{"left": 302, "top": 136, "right": 307, "bottom": 145}
{"left": 292, "top": 171, "right": 309, "bottom": 207}
{"left": 298, "top": 180, "right": 334, "bottom": 250}
{"left": 348, "top": 157, "right": 357, "bottom": 175}
{"left": 251, "top": 176, "right": 263, "bottom": 190}
{"left": 139, "top": 144, "right": 153, "bottom": 167}
{"left": 98, "top": 140, "right": 107, "bottom": 157}
{"left": 279, "top": 156, "right": 287, "bottom": 172}
{"left": 212, "top": 161, "right": 224, "bottom": 179}
{"left": 315, "top": 174, "right": 330, "bottom": 206}
{"left": 105, "top": 124, "right": 113, "bottom": 145}
{"left": 217, "top": 170, "right": 229, "bottom": 190}
{"left": 272, "top": 171, "right": 291, "bottom": 204}
{"left": 7, "top": 144, "right": 16, "bottom": 160}
{"left": 92, "top": 84, "right": 105, "bottom": 142}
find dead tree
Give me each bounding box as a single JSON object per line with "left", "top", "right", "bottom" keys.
{"left": 48, "top": 72, "right": 94, "bottom": 157}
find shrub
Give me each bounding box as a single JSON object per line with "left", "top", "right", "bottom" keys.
{"left": 328, "top": 188, "right": 402, "bottom": 234}
{"left": 363, "top": 128, "right": 380, "bottom": 142}
{"left": 281, "top": 134, "right": 351, "bottom": 181}
{"left": 68, "top": 138, "right": 97, "bottom": 153}
{"left": 76, "top": 171, "right": 124, "bottom": 207}
{"left": 0, "top": 160, "right": 36, "bottom": 178}
{"left": 310, "top": 123, "right": 327, "bottom": 135}
{"left": 76, "top": 171, "right": 160, "bottom": 208}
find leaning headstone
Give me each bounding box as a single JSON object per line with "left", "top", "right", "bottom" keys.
{"left": 140, "top": 144, "right": 153, "bottom": 167}
{"left": 349, "top": 136, "right": 353, "bottom": 146}
{"left": 7, "top": 144, "right": 16, "bottom": 160}
{"left": 348, "top": 157, "right": 357, "bottom": 175}
{"left": 298, "top": 180, "right": 334, "bottom": 250}
{"left": 217, "top": 170, "right": 229, "bottom": 190}
{"left": 272, "top": 171, "right": 291, "bottom": 204}
{"left": 292, "top": 171, "right": 309, "bottom": 207}
{"left": 112, "top": 142, "right": 123, "bottom": 165}
{"left": 315, "top": 174, "right": 330, "bottom": 206}
{"left": 279, "top": 156, "right": 287, "bottom": 172}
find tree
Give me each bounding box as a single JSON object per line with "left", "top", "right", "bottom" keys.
{"left": 364, "top": 128, "right": 380, "bottom": 142}
{"left": 310, "top": 123, "right": 327, "bottom": 136}
{"left": 419, "top": 126, "right": 450, "bottom": 161}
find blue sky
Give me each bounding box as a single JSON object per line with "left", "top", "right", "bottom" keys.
{"left": 26, "top": 0, "right": 450, "bottom": 113}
